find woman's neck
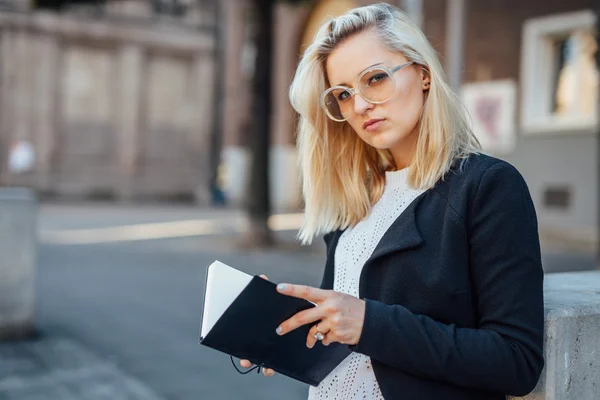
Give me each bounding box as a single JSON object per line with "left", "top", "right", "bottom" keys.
{"left": 389, "top": 128, "right": 419, "bottom": 170}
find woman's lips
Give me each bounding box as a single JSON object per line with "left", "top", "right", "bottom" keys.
{"left": 363, "top": 118, "right": 385, "bottom": 132}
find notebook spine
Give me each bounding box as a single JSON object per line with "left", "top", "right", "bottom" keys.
{"left": 198, "top": 264, "right": 212, "bottom": 343}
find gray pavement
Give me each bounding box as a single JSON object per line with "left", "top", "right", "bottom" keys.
{"left": 0, "top": 338, "right": 164, "bottom": 400}
{"left": 33, "top": 237, "right": 322, "bottom": 400}
{"left": 0, "top": 203, "right": 597, "bottom": 400}
{"left": 2, "top": 203, "right": 327, "bottom": 400}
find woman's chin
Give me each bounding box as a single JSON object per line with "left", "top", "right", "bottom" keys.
{"left": 366, "top": 135, "right": 395, "bottom": 150}
{"left": 369, "top": 143, "right": 391, "bottom": 151}
{"left": 366, "top": 129, "right": 414, "bottom": 151}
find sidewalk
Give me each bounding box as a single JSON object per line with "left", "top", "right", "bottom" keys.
{"left": 0, "top": 336, "right": 165, "bottom": 400}
{"left": 1, "top": 203, "right": 321, "bottom": 400}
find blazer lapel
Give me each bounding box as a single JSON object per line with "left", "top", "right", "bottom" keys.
{"left": 323, "top": 190, "right": 428, "bottom": 290}
{"left": 365, "top": 192, "right": 426, "bottom": 265}
{"left": 320, "top": 229, "right": 344, "bottom": 290}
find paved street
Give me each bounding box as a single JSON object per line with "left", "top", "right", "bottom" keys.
{"left": 6, "top": 203, "right": 327, "bottom": 400}
{"left": 0, "top": 203, "right": 597, "bottom": 400}
{"left": 0, "top": 338, "right": 164, "bottom": 400}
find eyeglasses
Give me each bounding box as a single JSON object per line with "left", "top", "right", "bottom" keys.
{"left": 320, "top": 61, "right": 414, "bottom": 122}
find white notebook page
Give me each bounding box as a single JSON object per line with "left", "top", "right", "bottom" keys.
{"left": 201, "top": 261, "right": 253, "bottom": 339}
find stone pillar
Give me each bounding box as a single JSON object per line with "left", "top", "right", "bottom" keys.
{"left": 116, "top": 44, "right": 144, "bottom": 200}
{"left": 12, "top": 28, "right": 33, "bottom": 146}
{"left": 510, "top": 271, "right": 600, "bottom": 400}
{"left": 0, "top": 28, "right": 15, "bottom": 185}
{"left": 0, "top": 188, "right": 37, "bottom": 340}
{"left": 221, "top": 0, "right": 246, "bottom": 150}
{"left": 221, "top": 0, "right": 251, "bottom": 205}
{"left": 269, "top": 2, "right": 309, "bottom": 212}
{"left": 445, "top": 0, "right": 467, "bottom": 92}
{"left": 192, "top": 52, "right": 215, "bottom": 204}
{"left": 34, "top": 34, "right": 61, "bottom": 192}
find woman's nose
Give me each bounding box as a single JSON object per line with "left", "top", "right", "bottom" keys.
{"left": 353, "top": 94, "right": 372, "bottom": 114}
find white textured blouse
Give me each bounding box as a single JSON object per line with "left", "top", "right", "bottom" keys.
{"left": 308, "top": 167, "right": 426, "bottom": 400}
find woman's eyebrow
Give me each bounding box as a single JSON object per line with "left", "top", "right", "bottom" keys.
{"left": 333, "top": 62, "right": 384, "bottom": 86}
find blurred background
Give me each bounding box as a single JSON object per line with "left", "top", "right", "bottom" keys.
{"left": 0, "top": 0, "right": 598, "bottom": 399}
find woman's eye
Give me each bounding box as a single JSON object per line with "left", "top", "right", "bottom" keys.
{"left": 337, "top": 90, "right": 351, "bottom": 102}
{"left": 369, "top": 73, "right": 388, "bottom": 85}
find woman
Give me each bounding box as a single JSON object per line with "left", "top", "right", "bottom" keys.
{"left": 241, "top": 3, "right": 544, "bottom": 399}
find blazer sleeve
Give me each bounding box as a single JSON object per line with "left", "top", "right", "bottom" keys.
{"left": 350, "top": 162, "right": 545, "bottom": 396}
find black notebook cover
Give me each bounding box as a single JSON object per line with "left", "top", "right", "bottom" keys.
{"left": 199, "top": 273, "right": 352, "bottom": 386}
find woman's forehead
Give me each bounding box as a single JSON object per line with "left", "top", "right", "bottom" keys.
{"left": 325, "top": 31, "right": 406, "bottom": 87}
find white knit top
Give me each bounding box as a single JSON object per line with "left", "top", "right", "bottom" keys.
{"left": 308, "top": 167, "right": 426, "bottom": 400}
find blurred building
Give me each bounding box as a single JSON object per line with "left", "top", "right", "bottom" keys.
{"left": 0, "top": 0, "right": 217, "bottom": 201}
{"left": 428, "top": 0, "right": 598, "bottom": 254}
{"left": 220, "top": 0, "right": 598, "bottom": 254}
{"left": 0, "top": 0, "right": 597, "bottom": 253}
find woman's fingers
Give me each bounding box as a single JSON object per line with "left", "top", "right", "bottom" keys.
{"left": 276, "top": 283, "right": 328, "bottom": 303}
{"left": 277, "top": 306, "right": 325, "bottom": 336}
{"left": 240, "top": 358, "right": 275, "bottom": 377}
{"left": 259, "top": 274, "right": 268, "bottom": 280}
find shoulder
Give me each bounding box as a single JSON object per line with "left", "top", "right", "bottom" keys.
{"left": 430, "top": 152, "right": 532, "bottom": 220}
{"left": 442, "top": 152, "right": 528, "bottom": 192}
{"left": 449, "top": 152, "right": 523, "bottom": 184}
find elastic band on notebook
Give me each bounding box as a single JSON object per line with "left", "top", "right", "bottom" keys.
{"left": 230, "top": 356, "right": 264, "bottom": 375}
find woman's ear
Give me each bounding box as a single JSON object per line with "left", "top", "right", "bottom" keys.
{"left": 421, "top": 67, "right": 431, "bottom": 91}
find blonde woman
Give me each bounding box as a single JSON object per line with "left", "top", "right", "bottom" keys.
{"left": 241, "top": 3, "right": 544, "bottom": 399}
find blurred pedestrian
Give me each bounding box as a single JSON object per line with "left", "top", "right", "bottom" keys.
{"left": 241, "top": 4, "right": 544, "bottom": 399}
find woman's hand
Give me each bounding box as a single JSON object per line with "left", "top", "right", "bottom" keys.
{"left": 275, "top": 284, "right": 366, "bottom": 348}
{"left": 239, "top": 274, "right": 275, "bottom": 377}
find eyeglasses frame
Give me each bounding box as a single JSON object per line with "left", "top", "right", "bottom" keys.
{"left": 320, "top": 61, "right": 415, "bottom": 122}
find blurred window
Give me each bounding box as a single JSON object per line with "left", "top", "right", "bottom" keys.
{"left": 552, "top": 31, "right": 598, "bottom": 119}
{"left": 521, "top": 10, "right": 598, "bottom": 135}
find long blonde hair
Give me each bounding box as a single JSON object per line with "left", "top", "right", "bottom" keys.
{"left": 289, "top": 3, "right": 481, "bottom": 244}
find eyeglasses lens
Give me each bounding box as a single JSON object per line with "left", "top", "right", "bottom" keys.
{"left": 323, "top": 68, "right": 395, "bottom": 121}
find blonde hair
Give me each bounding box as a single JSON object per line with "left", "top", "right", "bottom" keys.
{"left": 290, "top": 3, "right": 481, "bottom": 244}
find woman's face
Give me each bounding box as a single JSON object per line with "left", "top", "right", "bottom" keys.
{"left": 325, "top": 29, "right": 429, "bottom": 168}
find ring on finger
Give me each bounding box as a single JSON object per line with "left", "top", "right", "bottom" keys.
{"left": 313, "top": 324, "right": 325, "bottom": 341}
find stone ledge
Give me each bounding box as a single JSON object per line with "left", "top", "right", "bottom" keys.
{"left": 512, "top": 271, "right": 600, "bottom": 400}
{"left": 0, "top": 188, "right": 38, "bottom": 341}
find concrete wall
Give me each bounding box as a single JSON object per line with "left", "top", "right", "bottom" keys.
{"left": 422, "top": 0, "right": 599, "bottom": 254}
{"left": 503, "top": 133, "right": 598, "bottom": 253}
{"left": 0, "top": 188, "right": 37, "bottom": 340}
{"left": 511, "top": 271, "right": 600, "bottom": 400}
{"left": 0, "top": 11, "right": 215, "bottom": 202}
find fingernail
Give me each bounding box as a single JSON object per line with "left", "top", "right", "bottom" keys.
{"left": 306, "top": 343, "right": 313, "bottom": 349}
{"left": 277, "top": 284, "right": 287, "bottom": 291}
{"left": 276, "top": 326, "right": 282, "bottom": 335}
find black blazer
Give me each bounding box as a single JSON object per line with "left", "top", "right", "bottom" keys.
{"left": 321, "top": 153, "right": 544, "bottom": 400}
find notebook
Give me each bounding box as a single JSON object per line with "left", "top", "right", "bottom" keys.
{"left": 199, "top": 260, "right": 352, "bottom": 386}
